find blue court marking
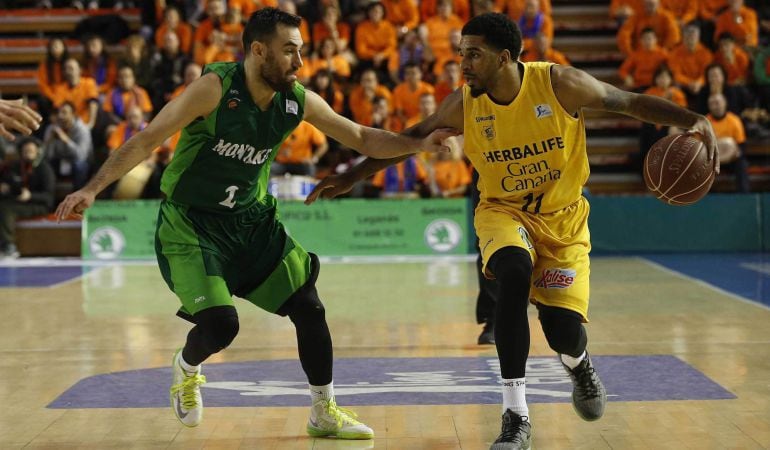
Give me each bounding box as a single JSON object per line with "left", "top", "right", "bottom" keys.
{"left": 48, "top": 355, "right": 734, "bottom": 409}
{"left": 643, "top": 253, "right": 770, "bottom": 308}
{"left": 0, "top": 266, "right": 90, "bottom": 288}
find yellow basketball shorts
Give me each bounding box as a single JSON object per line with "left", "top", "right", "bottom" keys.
{"left": 474, "top": 196, "right": 591, "bottom": 320}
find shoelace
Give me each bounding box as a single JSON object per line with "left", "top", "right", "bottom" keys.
{"left": 320, "top": 398, "right": 363, "bottom": 428}
{"left": 575, "top": 364, "right": 600, "bottom": 397}
{"left": 171, "top": 374, "right": 207, "bottom": 410}
{"left": 499, "top": 413, "right": 528, "bottom": 443}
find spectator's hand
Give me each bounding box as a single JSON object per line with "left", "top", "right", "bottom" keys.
{"left": 55, "top": 188, "right": 96, "bottom": 221}
{"left": 623, "top": 76, "right": 634, "bottom": 89}
{"left": 0, "top": 99, "right": 42, "bottom": 141}
{"left": 17, "top": 187, "right": 31, "bottom": 202}
{"left": 304, "top": 172, "right": 355, "bottom": 205}
{"left": 53, "top": 126, "right": 68, "bottom": 140}
{"left": 691, "top": 117, "right": 720, "bottom": 175}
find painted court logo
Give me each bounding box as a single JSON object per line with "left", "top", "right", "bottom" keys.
{"left": 534, "top": 268, "right": 576, "bottom": 289}
{"left": 424, "top": 219, "right": 462, "bottom": 252}
{"left": 88, "top": 226, "right": 126, "bottom": 259}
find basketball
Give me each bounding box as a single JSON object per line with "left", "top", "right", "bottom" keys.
{"left": 643, "top": 133, "right": 715, "bottom": 205}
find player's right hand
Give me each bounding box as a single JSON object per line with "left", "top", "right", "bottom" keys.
{"left": 55, "top": 189, "right": 96, "bottom": 222}
{"left": 691, "top": 116, "right": 719, "bottom": 175}
{"left": 304, "top": 173, "right": 355, "bottom": 205}
{"left": 0, "top": 98, "right": 42, "bottom": 140}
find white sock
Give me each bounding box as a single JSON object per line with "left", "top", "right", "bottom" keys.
{"left": 561, "top": 350, "right": 586, "bottom": 370}
{"left": 178, "top": 352, "right": 200, "bottom": 374}
{"left": 310, "top": 382, "right": 334, "bottom": 404}
{"left": 501, "top": 378, "right": 528, "bottom": 419}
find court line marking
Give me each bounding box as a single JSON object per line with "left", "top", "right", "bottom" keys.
{"left": 637, "top": 256, "right": 770, "bottom": 312}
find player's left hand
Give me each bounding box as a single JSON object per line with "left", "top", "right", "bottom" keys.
{"left": 0, "top": 98, "right": 42, "bottom": 140}
{"left": 55, "top": 188, "right": 96, "bottom": 222}
{"left": 420, "top": 128, "right": 462, "bottom": 153}
{"left": 690, "top": 117, "right": 719, "bottom": 175}
{"left": 304, "top": 172, "right": 355, "bottom": 205}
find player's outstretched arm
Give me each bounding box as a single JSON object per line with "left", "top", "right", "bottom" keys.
{"left": 0, "top": 98, "right": 42, "bottom": 140}
{"left": 304, "top": 89, "right": 464, "bottom": 204}
{"left": 55, "top": 73, "right": 223, "bottom": 221}
{"left": 552, "top": 65, "right": 719, "bottom": 174}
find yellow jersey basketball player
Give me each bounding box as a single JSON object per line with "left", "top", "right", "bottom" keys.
{"left": 307, "top": 13, "right": 719, "bottom": 450}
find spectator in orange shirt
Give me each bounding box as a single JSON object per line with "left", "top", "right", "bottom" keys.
{"left": 312, "top": 5, "right": 352, "bottom": 58}
{"left": 193, "top": 0, "right": 227, "bottom": 60}
{"left": 707, "top": 92, "right": 749, "bottom": 192}
{"left": 429, "top": 145, "right": 471, "bottom": 198}
{"left": 161, "top": 62, "right": 201, "bottom": 155}
{"left": 103, "top": 66, "right": 154, "bottom": 122}
{"left": 520, "top": 32, "right": 570, "bottom": 65}
{"left": 714, "top": 0, "right": 758, "bottom": 48}
{"left": 155, "top": 6, "right": 193, "bottom": 55}
{"left": 610, "top": 0, "right": 644, "bottom": 24}
{"left": 617, "top": 0, "right": 680, "bottom": 55}
{"left": 518, "top": 0, "right": 553, "bottom": 52}
{"left": 639, "top": 65, "right": 687, "bottom": 166}
{"left": 106, "top": 104, "right": 148, "bottom": 152}
{"left": 667, "top": 22, "right": 713, "bottom": 101}
{"left": 404, "top": 92, "right": 437, "bottom": 129}
{"left": 699, "top": 0, "right": 728, "bottom": 22}
{"left": 37, "top": 38, "right": 69, "bottom": 104}
{"left": 421, "top": 0, "right": 470, "bottom": 22}
{"left": 372, "top": 155, "right": 429, "bottom": 198}
{"left": 430, "top": 28, "right": 462, "bottom": 79}
{"left": 118, "top": 34, "right": 153, "bottom": 92}
{"left": 81, "top": 34, "right": 117, "bottom": 95}
{"left": 388, "top": 28, "right": 427, "bottom": 84}
{"left": 370, "top": 95, "right": 403, "bottom": 132}
{"left": 355, "top": 2, "right": 398, "bottom": 75}
{"left": 434, "top": 60, "right": 462, "bottom": 104}
{"left": 392, "top": 62, "right": 435, "bottom": 123}
{"left": 197, "top": 29, "right": 238, "bottom": 66}
{"left": 298, "top": 37, "right": 351, "bottom": 84}
{"left": 272, "top": 121, "right": 329, "bottom": 176}
{"left": 714, "top": 32, "right": 750, "bottom": 84}
{"left": 660, "top": 0, "right": 698, "bottom": 27}
{"left": 382, "top": 0, "right": 420, "bottom": 36}
{"left": 422, "top": 0, "right": 465, "bottom": 67}
{"left": 502, "top": 0, "right": 551, "bottom": 21}
{"left": 619, "top": 28, "right": 669, "bottom": 89}
{"left": 308, "top": 70, "right": 345, "bottom": 114}
{"left": 51, "top": 58, "right": 99, "bottom": 129}
{"left": 348, "top": 69, "right": 393, "bottom": 126}
{"left": 228, "top": 0, "right": 277, "bottom": 18}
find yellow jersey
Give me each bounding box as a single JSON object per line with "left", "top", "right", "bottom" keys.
{"left": 463, "top": 62, "right": 589, "bottom": 214}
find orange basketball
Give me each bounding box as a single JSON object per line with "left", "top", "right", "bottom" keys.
{"left": 643, "top": 133, "right": 715, "bottom": 205}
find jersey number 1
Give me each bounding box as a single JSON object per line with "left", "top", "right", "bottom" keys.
{"left": 219, "top": 185, "right": 238, "bottom": 208}
{"left": 522, "top": 192, "right": 543, "bottom": 214}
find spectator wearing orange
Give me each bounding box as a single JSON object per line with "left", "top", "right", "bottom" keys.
{"left": 372, "top": 155, "right": 429, "bottom": 198}
{"left": 434, "top": 60, "right": 462, "bottom": 104}
{"left": 228, "top": 0, "right": 277, "bottom": 18}
{"left": 405, "top": 92, "right": 437, "bottom": 129}
{"left": 150, "top": 31, "right": 191, "bottom": 111}
{"left": 610, "top": 0, "right": 644, "bottom": 23}
{"left": 659, "top": 0, "right": 698, "bottom": 27}
{"left": 37, "top": 38, "right": 69, "bottom": 103}
{"left": 370, "top": 95, "right": 403, "bottom": 132}
{"left": 106, "top": 105, "right": 149, "bottom": 152}
{"left": 349, "top": 69, "right": 393, "bottom": 127}
{"left": 500, "top": 0, "right": 551, "bottom": 21}
{"left": 714, "top": 32, "right": 750, "bottom": 85}
{"left": 162, "top": 63, "right": 201, "bottom": 155}
{"left": 193, "top": 0, "right": 227, "bottom": 61}
{"left": 707, "top": 92, "right": 749, "bottom": 192}
{"left": 393, "top": 63, "right": 435, "bottom": 123}
{"left": 699, "top": 0, "right": 728, "bottom": 22}
{"left": 382, "top": 0, "right": 420, "bottom": 36}
{"left": 196, "top": 29, "right": 238, "bottom": 66}
{"left": 618, "top": 28, "right": 669, "bottom": 89}
{"left": 297, "top": 37, "right": 351, "bottom": 84}
{"left": 714, "top": 0, "right": 758, "bottom": 48}
{"left": 388, "top": 28, "right": 427, "bottom": 84}
{"left": 696, "top": 63, "right": 753, "bottom": 115}
{"left": 430, "top": 145, "right": 471, "bottom": 198}
{"left": 639, "top": 65, "right": 687, "bottom": 164}
{"left": 276, "top": 1, "right": 310, "bottom": 45}
{"left": 421, "top": 0, "right": 470, "bottom": 22}
{"left": 518, "top": 0, "right": 554, "bottom": 52}
{"left": 617, "top": 0, "right": 680, "bottom": 55}
{"left": 355, "top": 2, "right": 398, "bottom": 75}
{"left": 423, "top": 0, "right": 464, "bottom": 67}
{"left": 51, "top": 58, "right": 99, "bottom": 129}
{"left": 81, "top": 34, "right": 117, "bottom": 95}
{"left": 312, "top": 5, "right": 351, "bottom": 57}
{"left": 119, "top": 34, "right": 153, "bottom": 91}
{"left": 103, "top": 66, "right": 154, "bottom": 122}
{"left": 308, "top": 70, "right": 345, "bottom": 114}
{"left": 272, "top": 121, "right": 329, "bottom": 177}
{"left": 521, "top": 32, "right": 570, "bottom": 66}
{"left": 431, "top": 28, "right": 463, "bottom": 79}
{"left": 667, "top": 22, "right": 713, "bottom": 99}
{"left": 155, "top": 6, "right": 193, "bottom": 55}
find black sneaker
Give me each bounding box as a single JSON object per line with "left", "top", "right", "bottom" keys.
{"left": 490, "top": 410, "right": 531, "bottom": 450}
{"left": 478, "top": 321, "right": 495, "bottom": 345}
{"left": 562, "top": 352, "right": 606, "bottom": 421}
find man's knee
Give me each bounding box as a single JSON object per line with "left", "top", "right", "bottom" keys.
{"left": 276, "top": 253, "right": 326, "bottom": 324}
{"left": 194, "top": 305, "right": 239, "bottom": 353}
{"left": 538, "top": 304, "right": 586, "bottom": 356}
{"left": 488, "top": 246, "right": 533, "bottom": 284}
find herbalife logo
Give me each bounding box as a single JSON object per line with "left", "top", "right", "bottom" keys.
{"left": 424, "top": 219, "right": 462, "bottom": 253}
{"left": 88, "top": 226, "right": 126, "bottom": 259}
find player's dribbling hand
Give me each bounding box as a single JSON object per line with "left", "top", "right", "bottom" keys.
{"left": 420, "top": 128, "right": 462, "bottom": 154}
{"left": 690, "top": 117, "right": 720, "bottom": 175}
{"left": 304, "top": 173, "right": 355, "bottom": 205}
{"left": 0, "top": 98, "right": 42, "bottom": 140}
{"left": 55, "top": 189, "right": 96, "bottom": 222}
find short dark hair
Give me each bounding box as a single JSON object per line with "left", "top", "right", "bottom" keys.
{"left": 17, "top": 136, "right": 41, "bottom": 150}
{"left": 461, "top": 13, "right": 522, "bottom": 59}
{"left": 242, "top": 7, "right": 302, "bottom": 52}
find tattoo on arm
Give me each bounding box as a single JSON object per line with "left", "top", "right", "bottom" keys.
{"left": 601, "top": 88, "right": 631, "bottom": 113}
{"left": 603, "top": 88, "right": 700, "bottom": 129}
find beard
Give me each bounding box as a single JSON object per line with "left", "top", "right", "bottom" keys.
{"left": 469, "top": 85, "right": 486, "bottom": 98}
{"left": 260, "top": 55, "right": 295, "bottom": 93}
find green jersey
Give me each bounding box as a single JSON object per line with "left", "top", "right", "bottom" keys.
{"left": 161, "top": 61, "right": 306, "bottom": 212}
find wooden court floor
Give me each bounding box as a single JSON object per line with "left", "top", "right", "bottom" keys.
{"left": 1, "top": 256, "right": 769, "bottom": 450}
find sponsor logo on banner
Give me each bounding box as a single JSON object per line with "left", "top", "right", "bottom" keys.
{"left": 424, "top": 219, "right": 462, "bottom": 252}
{"left": 88, "top": 226, "right": 126, "bottom": 259}
{"left": 534, "top": 268, "right": 576, "bottom": 289}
